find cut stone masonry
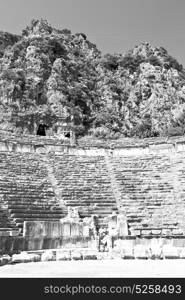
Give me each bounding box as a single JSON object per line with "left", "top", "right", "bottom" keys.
{"left": 104, "top": 153, "right": 124, "bottom": 212}
{"left": 42, "top": 152, "right": 67, "bottom": 209}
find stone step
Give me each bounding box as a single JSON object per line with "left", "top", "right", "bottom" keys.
{"left": 12, "top": 213, "right": 65, "bottom": 219}
{"left": 8, "top": 208, "right": 65, "bottom": 214}
{"left": 13, "top": 217, "right": 62, "bottom": 223}
{"left": 8, "top": 204, "right": 65, "bottom": 209}
{"left": 65, "top": 200, "right": 116, "bottom": 204}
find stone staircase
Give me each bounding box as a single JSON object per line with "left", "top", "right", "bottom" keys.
{"left": 104, "top": 154, "right": 123, "bottom": 211}
{"left": 1, "top": 147, "right": 185, "bottom": 237}
{"left": 47, "top": 153, "right": 118, "bottom": 227}
{"left": 42, "top": 153, "right": 67, "bottom": 209}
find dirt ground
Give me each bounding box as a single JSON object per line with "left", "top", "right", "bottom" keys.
{"left": 0, "top": 259, "right": 185, "bottom": 277}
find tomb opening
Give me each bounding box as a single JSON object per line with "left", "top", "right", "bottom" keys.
{"left": 36, "top": 123, "right": 47, "bottom": 136}
{"left": 64, "top": 132, "right": 70, "bottom": 138}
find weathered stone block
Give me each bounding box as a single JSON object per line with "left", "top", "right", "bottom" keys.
{"left": 134, "top": 245, "right": 149, "bottom": 259}
{"left": 42, "top": 238, "right": 58, "bottom": 250}
{"left": 12, "top": 237, "right": 25, "bottom": 252}
{"left": 96, "top": 252, "right": 104, "bottom": 260}
{"left": 149, "top": 245, "right": 163, "bottom": 259}
{"left": 43, "top": 222, "right": 62, "bottom": 238}
{"left": 23, "top": 221, "right": 62, "bottom": 238}
{"left": 130, "top": 229, "right": 140, "bottom": 236}
{"left": 0, "top": 257, "right": 4, "bottom": 266}
{"left": 41, "top": 250, "right": 55, "bottom": 262}
{"left": 117, "top": 213, "right": 128, "bottom": 236}
{"left": 70, "top": 223, "right": 81, "bottom": 237}
{"left": 82, "top": 249, "right": 98, "bottom": 260}
{"left": 121, "top": 247, "right": 135, "bottom": 259}
{"left": 71, "top": 250, "right": 82, "bottom": 260}
{"left": 179, "top": 248, "right": 185, "bottom": 259}
{"left": 114, "top": 238, "right": 135, "bottom": 259}
{"left": 0, "top": 254, "right": 11, "bottom": 266}
{"left": 173, "top": 239, "right": 185, "bottom": 247}
{"left": 1, "top": 254, "right": 11, "bottom": 264}
{"left": 162, "top": 245, "right": 179, "bottom": 259}
{"left": 11, "top": 252, "right": 32, "bottom": 264}
{"left": 141, "top": 230, "right": 152, "bottom": 236}
{"left": 0, "top": 231, "right": 10, "bottom": 236}
{"left": 83, "top": 226, "right": 90, "bottom": 237}
{"left": 0, "top": 236, "right": 15, "bottom": 254}
{"left": 172, "top": 229, "right": 183, "bottom": 235}
{"left": 9, "top": 230, "right": 20, "bottom": 237}
{"left": 28, "top": 253, "right": 41, "bottom": 262}
{"left": 162, "top": 229, "right": 172, "bottom": 236}
{"left": 151, "top": 230, "right": 161, "bottom": 236}
{"left": 114, "top": 238, "right": 121, "bottom": 250}
{"left": 87, "top": 238, "right": 98, "bottom": 250}
{"left": 26, "top": 238, "right": 44, "bottom": 251}
{"left": 56, "top": 250, "right": 71, "bottom": 261}
{"left": 61, "top": 222, "right": 71, "bottom": 237}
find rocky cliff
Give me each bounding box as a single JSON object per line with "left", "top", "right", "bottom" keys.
{"left": 95, "top": 43, "right": 185, "bottom": 138}
{"left": 0, "top": 31, "right": 20, "bottom": 58}
{"left": 0, "top": 19, "right": 185, "bottom": 138}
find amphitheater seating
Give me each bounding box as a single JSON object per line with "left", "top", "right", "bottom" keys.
{"left": 111, "top": 152, "right": 185, "bottom": 234}
{"left": 0, "top": 207, "right": 16, "bottom": 229}
{"left": 1, "top": 134, "right": 185, "bottom": 237}
{"left": 0, "top": 152, "right": 66, "bottom": 232}
{"left": 48, "top": 154, "right": 118, "bottom": 227}
{"left": 0, "top": 129, "right": 71, "bottom": 147}
{"left": 78, "top": 135, "right": 185, "bottom": 148}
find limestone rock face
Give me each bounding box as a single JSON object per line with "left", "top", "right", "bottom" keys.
{"left": 22, "top": 19, "right": 53, "bottom": 37}
{"left": 94, "top": 42, "right": 185, "bottom": 138}
{"left": 0, "top": 19, "right": 100, "bottom": 136}
{"left": 0, "top": 31, "right": 20, "bottom": 58}
{"left": 0, "top": 21, "right": 185, "bottom": 139}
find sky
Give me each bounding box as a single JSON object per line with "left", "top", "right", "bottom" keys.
{"left": 0, "top": 0, "right": 185, "bottom": 65}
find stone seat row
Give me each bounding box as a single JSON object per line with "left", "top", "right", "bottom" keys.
{"left": 0, "top": 152, "right": 68, "bottom": 231}
{"left": 111, "top": 154, "right": 185, "bottom": 233}
{"left": 2, "top": 149, "right": 185, "bottom": 234}
{"left": 48, "top": 154, "right": 118, "bottom": 227}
